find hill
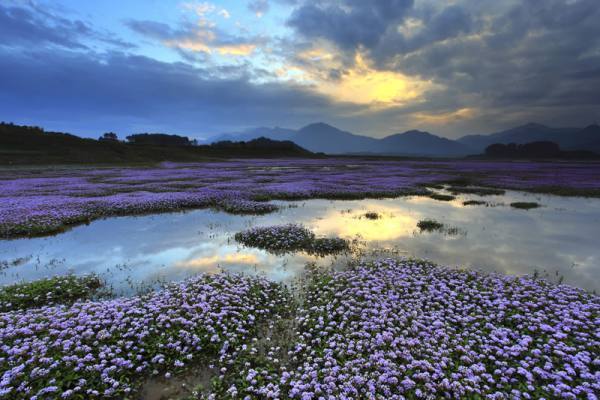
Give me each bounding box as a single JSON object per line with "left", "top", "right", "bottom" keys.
{"left": 377, "top": 130, "right": 472, "bottom": 157}
{"left": 291, "top": 123, "right": 380, "bottom": 154}
{"left": 205, "top": 137, "right": 315, "bottom": 157}
{"left": 0, "top": 123, "right": 315, "bottom": 165}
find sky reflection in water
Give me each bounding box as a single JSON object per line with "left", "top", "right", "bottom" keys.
{"left": 0, "top": 190, "right": 598, "bottom": 294}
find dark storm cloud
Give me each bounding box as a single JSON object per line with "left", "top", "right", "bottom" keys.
{"left": 287, "top": 0, "right": 600, "bottom": 133}
{"left": 0, "top": 47, "right": 358, "bottom": 137}
{"left": 392, "top": 0, "right": 600, "bottom": 109}
{"left": 287, "top": 0, "right": 414, "bottom": 50}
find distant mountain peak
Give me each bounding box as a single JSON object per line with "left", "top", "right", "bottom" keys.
{"left": 300, "top": 122, "right": 338, "bottom": 130}
{"left": 401, "top": 129, "right": 433, "bottom": 137}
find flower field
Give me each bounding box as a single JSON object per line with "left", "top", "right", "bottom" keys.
{"left": 270, "top": 260, "right": 599, "bottom": 399}
{"left": 1, "top": 159, "right": 599, "bottom": 238}
{"left": 0, "top": 274, "right": 289, "bottom": 399}
{"left": 1, "top": 259, "right": 598, "bottom": 399}
{"left": 1, "top": 158, "right": 599, "bottom": 399}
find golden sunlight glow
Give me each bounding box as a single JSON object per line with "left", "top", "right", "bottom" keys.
{"left": 164, "top": 11, "right": 256, "bottom": 57}
{"left": 311, "top": 205, "right": 419, "bottom": 241}
{"left": 323, "top": 53, "right": 433, "bottom": 107}
{"left": 216, "top": 44, "right": 257, "bottom": 56}
{"left": 175, "top": 253, "right": 260, "bottom": 270}
{"left": 412, "top": 108, "right": 476, "bottom": 125}
{"left": 290, "top": 51, "right": 436, "bottom": 108}
{"left": 166, "top": 40, "right": 256, "bottom": 56}
{"left": 297, "top": 48, "right": 335, "bottom": 62}
{"left": 168, "top": 39, "right": 212, "bottom": 53}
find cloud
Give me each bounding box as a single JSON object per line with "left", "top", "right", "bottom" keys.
{"left": 287, "top": 51, "right": 438, "bottom": 109}
{"left": 387, "top": 0, "right": 600, "bottom": 120}
{"left": 287, "top": 0, "right": 414, "bottom": 50}
{"left": 0, "top": 3, "right": 87, "bottom": 49}
{"left": 0, "top": 46, "right": 361, "bottom": 137}
{"left": 181, "top": 2, "right": 216, "bottom": 17}
{"left": 2, "top": 0, "right": 600, "bottom": 138}
{"left": 0, "top": 2, "right": 132, "bottom": 50}
{"left": 248, "top": 0, "right": 270, "bottom": 17}
{"left": 284, "top": 0, "right": 600, "bottom": 134}
{"left": 127, "top": 13, "right": 259, "bottom": 57}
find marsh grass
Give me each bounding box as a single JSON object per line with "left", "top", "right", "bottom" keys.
{"left": 417, "top": 219, "right": 465, "bottom": 236}
{"left": 417, "top": 219, "right": 445, "bottom": 232}
{"left": 510, "top": 201, "right": 541, "bottom": 210}
{"left": 363, "top": 211, "right": 381, "bottom": 220}
{"left": 0, "top": 274, "right": 106, "bottom": 312}
{"left": 429, "top": 193, "right": 456, "bottom": 201}
{"left": 463, "top": 200, "right": 488, "bottom": 206}
{"left": 0, "top": 256, "right": 31, "bottom": 271}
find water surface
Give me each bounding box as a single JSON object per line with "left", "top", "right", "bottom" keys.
{"left": 1, "top": 189, "right": 598, "bottom": 293}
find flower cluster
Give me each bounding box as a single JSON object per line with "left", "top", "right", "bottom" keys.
{"left": 0, "top": 259, "right": 598, "bottom": 399}
{"left": 0, "top": 274, "right": 289, "bottom": 399}
{"left": 235, "top": 224, "right": 314, "bottom": 253}
{"left": 218, "top": 199, "right": 279, "bottom": 215}
{"left": 234, "top": 224, "right": 349, "bottom": 256}
{"left": 203, "top": 259, "right": 600, "bottom": 399}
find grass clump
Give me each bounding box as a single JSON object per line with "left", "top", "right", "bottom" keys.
{"left": 0, "top": 274, "right": 105, "bottom": 312}
{"left": 0, "top": 257, "right": 31, "bottom": 271}
{"left": 510, "top": 201, "right": 541, "bottom": 210}
{"left": 445, "top": 226, "right": 466, "bottom": 236}
{"left": 234, "top": 224, "right": 349, "bottom": 256}
{"left": 429, "top": 193, "right": 456, "bottom": 201}
{"left": 309, "top": 237, "right": 350, "bottom": 256}
{"left": 363, "top": 211, "right": 381, "bottom": 220}
{"left": 463, "top": 200, "right": 487, "bottom": 206}
{"left": 417, "top": 219, "right": 445, "bottom": 232}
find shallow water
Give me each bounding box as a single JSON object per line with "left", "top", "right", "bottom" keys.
{"left": 1, "top": 189, "right": 599, "bottom": 294}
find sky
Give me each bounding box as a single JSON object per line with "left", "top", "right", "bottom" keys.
{"left": 1, "top": 0, "right": 599, "bottom": 140}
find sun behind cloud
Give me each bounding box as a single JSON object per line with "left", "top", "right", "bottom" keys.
{"left": 288, "top": 51, "right": 438, "bottom": 109}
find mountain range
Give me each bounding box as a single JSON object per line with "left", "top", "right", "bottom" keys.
{"left": 204, "top": 122, "right": 600, "bottom": 157}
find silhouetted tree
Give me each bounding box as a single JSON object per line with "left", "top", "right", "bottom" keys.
{"left": 126, "top": 133, "right": 191, "bottom": 146}
{"left": 485, "top": 141, "right": 561, "bottom": 158}
{"left": 99, "top": 132, "right": 118, "bottom": 141}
